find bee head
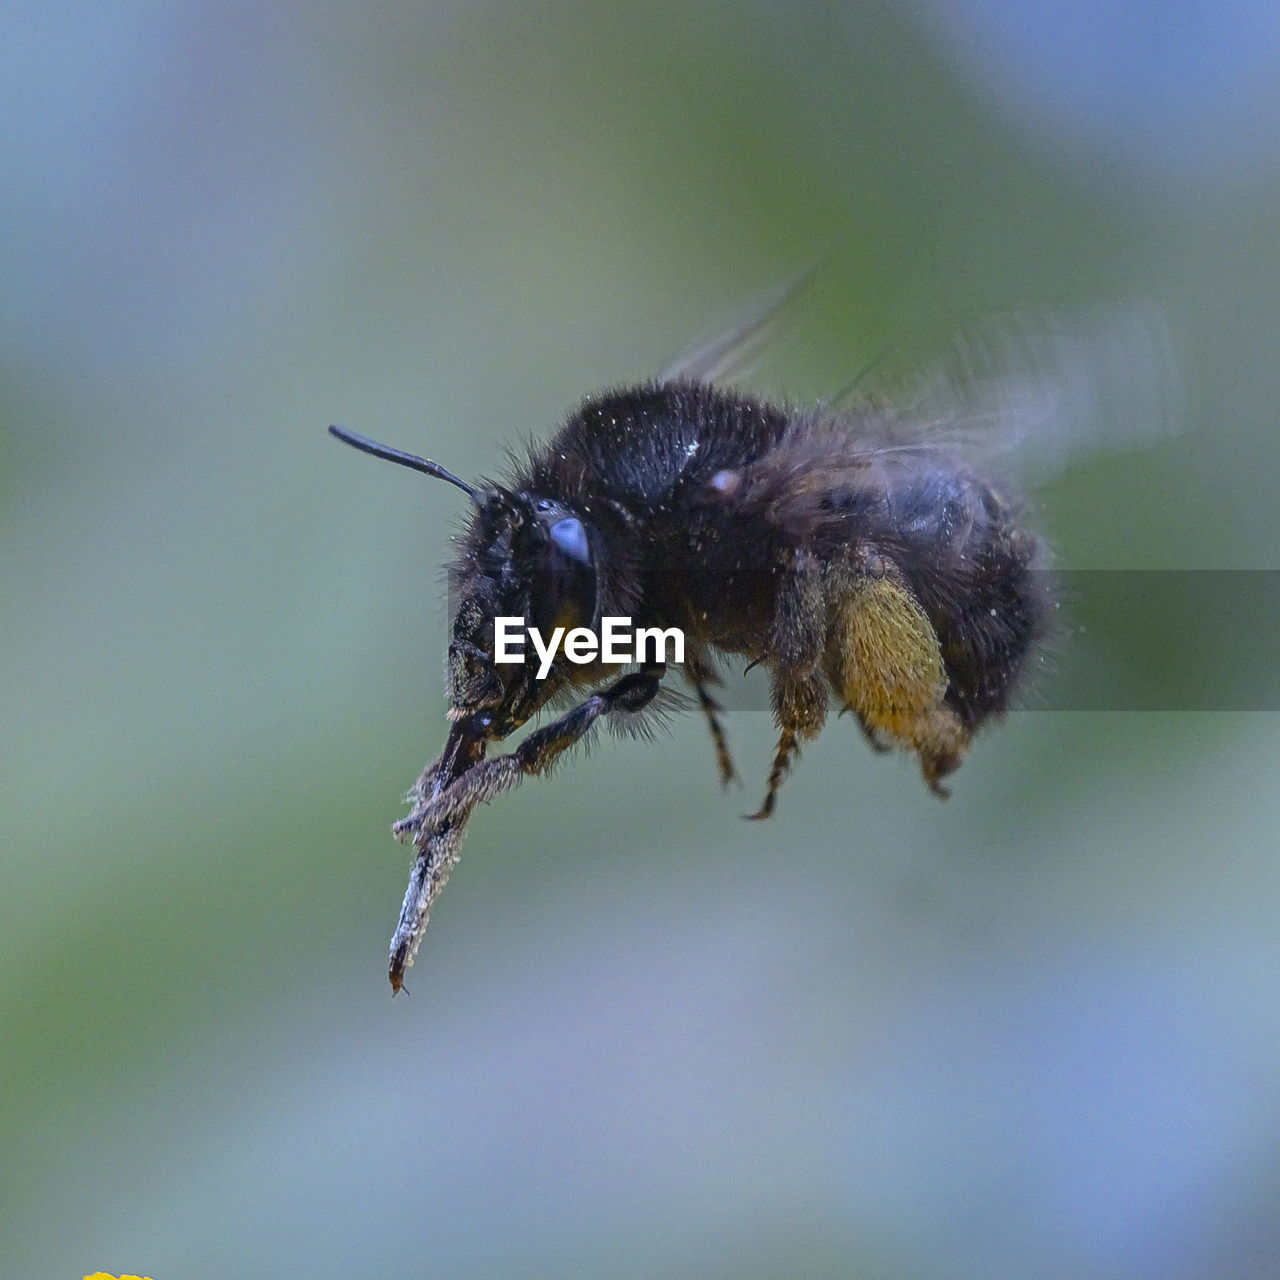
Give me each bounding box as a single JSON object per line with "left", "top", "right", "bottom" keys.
{"left": 327, "top": 423, "right": 603, "bottom": 740}
{"left": 446, "top": 486, "right": 601, "bottom": 735}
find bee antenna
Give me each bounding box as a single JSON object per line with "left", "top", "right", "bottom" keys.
{"left": 328, "top": 424, "right": 480, "bottom": 502}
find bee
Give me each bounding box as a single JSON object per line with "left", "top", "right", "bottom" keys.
{"left": 330, "top": 297, "right": 1171, "bottom": 989}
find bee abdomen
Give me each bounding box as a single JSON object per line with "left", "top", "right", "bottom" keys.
{"left": 912, "top": 507, "right": 1048, "bottom": 728}
{"left": 853, "top": 459, "right": 1046, "bottom": 729}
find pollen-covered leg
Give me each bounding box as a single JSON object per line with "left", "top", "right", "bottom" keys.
{"left": 825, "top": 564, "right": 970, "bottom": 798}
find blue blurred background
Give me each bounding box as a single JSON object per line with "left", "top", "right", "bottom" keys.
{"left": 4, "top": 2, "right": 1279, "bottom": 1277}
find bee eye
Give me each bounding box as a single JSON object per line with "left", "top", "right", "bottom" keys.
{"left": 532, "top": 516, "right": 597, "bottom": 636}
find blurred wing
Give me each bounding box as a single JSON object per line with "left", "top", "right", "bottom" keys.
{"left": 830, "top": 301, "right": 1183, "bottom": 485}
{"left": 658, "top": 265, "right": 819, "bottom": 387}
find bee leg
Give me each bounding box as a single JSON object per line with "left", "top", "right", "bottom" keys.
{"left": 749, "top": 727, "right": 796, "bottom": 822}
{"left": 684, "top": 654, "right": 737, "bottom": 786}
{"left": 835, "top": 698, "right": 892, "bottom": 753}
{"left": 695, "top": 680, "right": 737, "bottom": 787}
{"left": 748, "top": 673, "right": 827, "bottom": 820}
{"left": 824, "top": 563, "right": 970, "bottom": 798}
{"left": 749, "top": 549, "right": 829, "bottom": 820}
{"left": 852, "top": 715, "right": 894, "bottom": 754}
{"left": 410, "top": 665, "right": 666, "bottom": 832}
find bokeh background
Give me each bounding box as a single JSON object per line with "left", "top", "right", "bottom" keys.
{"left": 4, "top": 2, "right": 1280, "bottom": 1277}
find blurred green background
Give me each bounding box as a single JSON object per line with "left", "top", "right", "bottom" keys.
{"left": 4, "top": 2, "right": 1279, "bottom": 1278}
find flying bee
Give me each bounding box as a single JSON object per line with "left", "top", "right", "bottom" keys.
{"left": 330, "top": 296, "right": 1174, "bottom": 989}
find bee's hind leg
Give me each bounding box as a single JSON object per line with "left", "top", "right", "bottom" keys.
{"left": 825, "top": 561, "right": 970, "bottom": 799}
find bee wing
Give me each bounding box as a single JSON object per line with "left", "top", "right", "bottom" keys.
{"left": 828, "top": 301, "right": 1183, "bottom": 485}
{"left": 658, "top": 266, "right": 819, "bottom": 387}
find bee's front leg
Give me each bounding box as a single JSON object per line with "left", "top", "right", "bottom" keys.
{"left": 410, "top": 666, "right": 666, "bottom": 833}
